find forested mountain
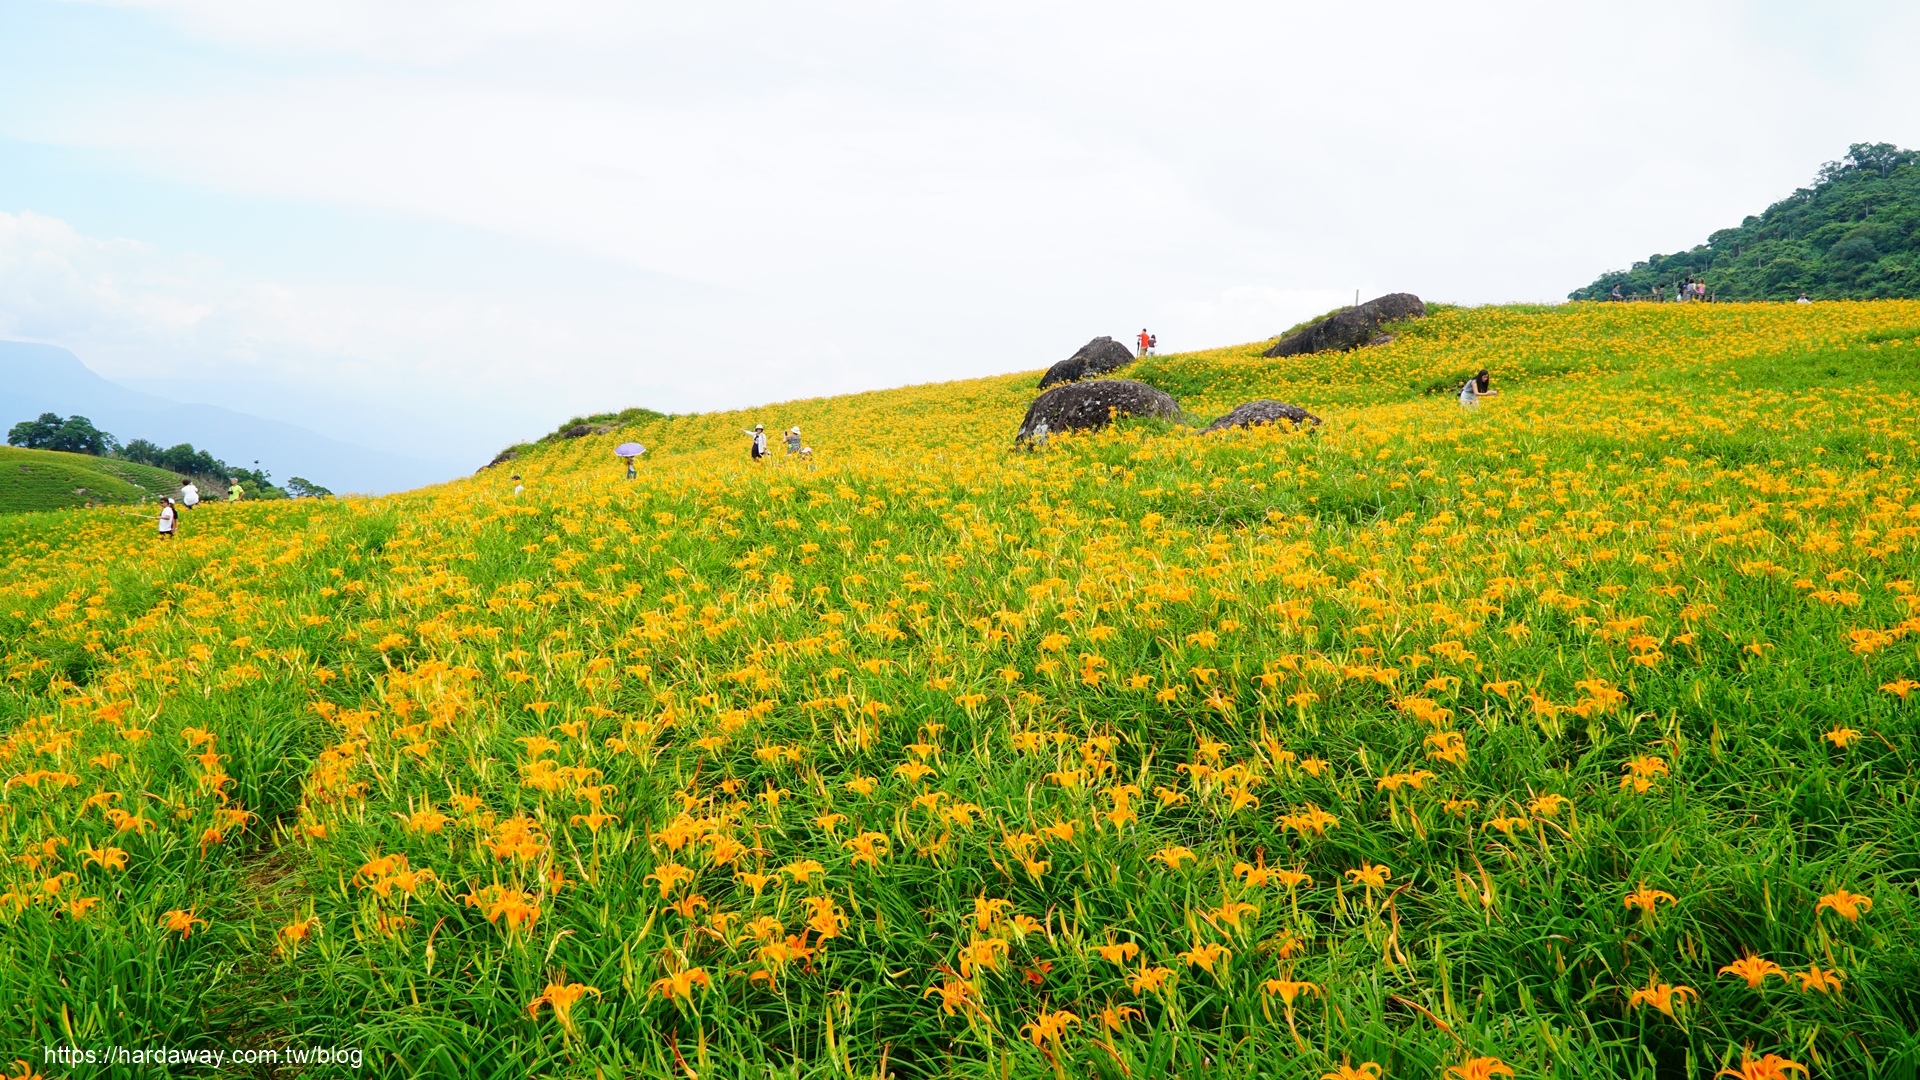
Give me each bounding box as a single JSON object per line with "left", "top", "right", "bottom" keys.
{"left": 1571, "top": 142, "right": 1920, "bottom": 301}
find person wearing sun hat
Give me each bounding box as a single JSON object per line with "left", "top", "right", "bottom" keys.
{"left": 785, "top": 426, "right": 803, "bottom": 456}
{"left": 743, "top": 424, "right": 769, "bottom": 460}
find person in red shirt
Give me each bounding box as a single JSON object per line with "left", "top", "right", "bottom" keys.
{"left": 1138, "top": 329, "right": 1151, "bottom": 357}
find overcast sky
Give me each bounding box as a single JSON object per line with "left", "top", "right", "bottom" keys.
{"left": 2, "top": 0, "right": 1916, "bottom": 467}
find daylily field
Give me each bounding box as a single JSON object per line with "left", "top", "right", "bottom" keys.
{"left": 3, "top": 302, "right": 1919, "bottom": 1079}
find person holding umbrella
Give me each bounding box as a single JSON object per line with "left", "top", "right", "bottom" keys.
{"left": 615, "top": 442, "right": 646, "bottom": 479}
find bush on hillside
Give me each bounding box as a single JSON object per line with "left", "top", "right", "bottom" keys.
{"left": 485, "top": 405, "right": 671, "bottom": 471}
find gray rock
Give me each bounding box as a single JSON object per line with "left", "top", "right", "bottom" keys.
{"left": 1204, "top": 400, "right": 1322, "bottom": 433}
{"left": 1017, "top": 379, "right": 1182, "bottom": 441}
{"left": 1037, "top": 336, "right": 1138, "bottom": 388}
{"left": 558, "top": 423, "right": 615, "bottom": 439}
{"left": 1263, "top": 293, "right": 1426, "bottom": 357}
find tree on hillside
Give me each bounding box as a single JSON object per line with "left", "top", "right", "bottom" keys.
{"left": 120, "top": 438, "right": 227, "bottom": 478}
{"left": 117, "top": 438, "right": 292, "bottom": 498}
{"left": 7, "top": 413, "right": 121, "bottom": 456}
{"left": 285, "top": 477, "right": 334, "bottom": 498}
{"left": 1571, "top": 142, "right": 1920, "bottom": 301}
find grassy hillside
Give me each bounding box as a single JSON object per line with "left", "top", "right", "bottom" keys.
{"left": 1572, "top": 142, "right": 1920, "bottom": 301}
{"left": 2, "top": 302, "right": 1918, "bottom": 1079}
{"left": 0, "top": 446, "right": 182, "bottom": 514}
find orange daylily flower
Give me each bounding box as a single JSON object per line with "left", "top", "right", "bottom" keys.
{"left": 1816, "top": 888, "right": 1872, "bottom": 922}
{"left": 1718, "top": 954, "right": 1784, "bottom": 989}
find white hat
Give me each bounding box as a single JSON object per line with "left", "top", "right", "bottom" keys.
{"left": 754, "top": 424, "right": 764, "bottom": 430}
{"left": 789, "top": 426, "right": 801, "bottom": 434}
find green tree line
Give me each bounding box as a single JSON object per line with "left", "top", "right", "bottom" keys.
{"left": 1571, "top": 142, "right": 1920, "bottom": 301}
{"left": 5, "top": 412, "right": 332, "bottom": 498}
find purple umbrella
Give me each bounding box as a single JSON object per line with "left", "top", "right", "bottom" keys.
{"left": 615, "top": 442, "right": 646, "bottom": 457}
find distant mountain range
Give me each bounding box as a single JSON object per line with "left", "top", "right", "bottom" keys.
{"left": 1, "top": 341, "right": 455, "bottom": 495}
{"left": 1571, "top": 142, "right": 1920, "bottom": 301}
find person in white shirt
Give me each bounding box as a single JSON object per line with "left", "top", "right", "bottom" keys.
{"left": 743, "top": 424, "right": 769, "bottom": 459}
{"left": 180, "top": 481, "right": 200, "bottom": 509}
{"left": 157, "top": 498, "right": 177, "bottom": 539}
{"left": 1797, "top": 293, "right": 1812, "bottom": 304}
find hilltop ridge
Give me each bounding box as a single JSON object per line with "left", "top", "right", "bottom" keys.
{"left": 0, "top": 445, "right": 183, "bottom": 513}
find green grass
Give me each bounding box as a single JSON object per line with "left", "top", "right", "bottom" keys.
{"left": 0, "top": 447, "right": 182, "bottom": 514}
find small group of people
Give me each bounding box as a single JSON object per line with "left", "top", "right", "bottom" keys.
{"left": 744, "top": 423, "right": 812, "bottom": 461}
{"left": 1658, "top": 279, "right": 1710, "bottom": 302}
{"left": 1137, "top": 328, "right": 1157, "bottom": 357}
{"left": 1608, "top": 279, "right": 1712, "bottom": 303}
{"left": 154, "top": 477, "right": 245, "bottom": 538}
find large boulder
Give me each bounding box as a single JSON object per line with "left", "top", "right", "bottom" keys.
{"left": 1204, "top": 400, "right": 1322, "bottom": 433}
{"left": 1037, "top": 336, "right": 1138, "bottom": 388}
{"left": 1016, "top": 379, "right": 1182, "bottom": 441}
{"left": 1262, "top": 293, "right": 1426, "bottom": 357}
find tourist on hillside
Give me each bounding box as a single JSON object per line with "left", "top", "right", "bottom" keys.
{"left": 1459, "top": 369, "right": 1498, "bottom": 410}
{"left": 180, "top": 480, "right": 200, "bottom": 510}
{"left": 785, "top": 426, "right": 803, "bottom": 456}
{"left": 1797, "top": 293, "right": 1812, "bottom": 304}
{"left": 1610, "top": 285, "right": 1624, "bottom": 302}
{"left": 227, "top": 480, "right": 244, "bottom": 502}
{"left": 744, "top": 424, "right": 769, "bottom": 460}
{"left": 1137, "top": 329, "right": 1152, "bottom": 358}
{"left": 511, "top": 474, "right": 524, "bottom": 497}
{"left": 157, "top": 498, "right": 177, "bottom": 540}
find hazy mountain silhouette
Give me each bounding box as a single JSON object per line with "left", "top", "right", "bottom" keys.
{"left": 1, "top": 341, "right": 455, "bottom": 494}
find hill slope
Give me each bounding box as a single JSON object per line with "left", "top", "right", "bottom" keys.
{"left": 1572, "top": 142, "right": 1920, "bottom": 301}
{"left": 0, "top": 445, "right": 183, "bottom": 513}
{"left": 2, "top": 302, "right": 1918, "bottom": 1079}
